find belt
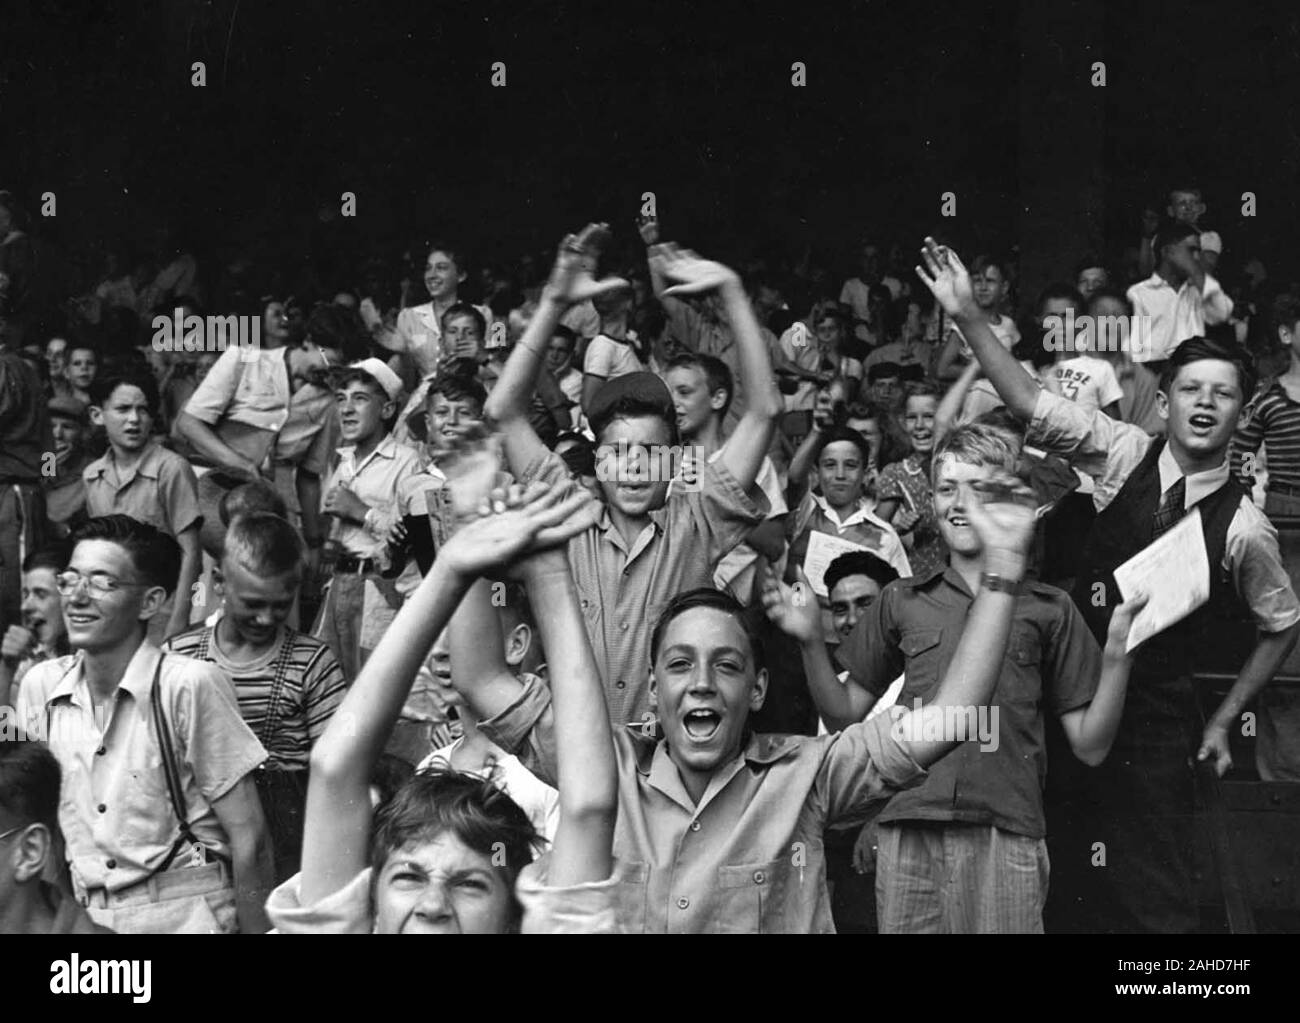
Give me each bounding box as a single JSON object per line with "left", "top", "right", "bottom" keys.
{"left": 333, "top": 553, "right": 380, "bottom": 574}
{"left": 79, "top": 859, "right": 232, "bottom": 910}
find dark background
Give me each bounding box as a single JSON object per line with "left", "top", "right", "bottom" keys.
{"left": 4, "top": 0, "right": 1299, "bottom": 293}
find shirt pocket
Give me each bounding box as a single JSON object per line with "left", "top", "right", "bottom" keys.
{"left": 716, "top": 855, "right": 794, "bottom": 934}
{"left": 613, "top": 860, "right": 648, "bottom": 934}
{"left": 899, "top": 627, "right": 944, "bottom": 689}
{"left": 999, "top": 623, "right": 1044, "bottom": 706}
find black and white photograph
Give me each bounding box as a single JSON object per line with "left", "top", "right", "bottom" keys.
{"left": 1, "top": 0, "right": 1298, "bottom": 989}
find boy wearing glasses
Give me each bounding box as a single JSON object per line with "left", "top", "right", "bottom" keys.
{"left": 15, "top": 515, "right": 272, "bottom": 933}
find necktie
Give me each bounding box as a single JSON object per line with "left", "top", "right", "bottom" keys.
{"left": 1152, "top": 475, "right": 1186, "bottom": 539}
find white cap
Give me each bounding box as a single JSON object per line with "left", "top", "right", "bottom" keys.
{"left": 348, "top": 358, "right": 404, "bottom": 401}
{"left": 1200, "top": 230, "right": 1223, "bottom": 254}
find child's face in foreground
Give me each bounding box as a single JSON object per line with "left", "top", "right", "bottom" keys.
{"left": 335, "top": 380, "right": 392, "bottom": 448}
{"left": 595, "top": 415, "right": 673, "bottom": 519}
{"left": 93, "top": 384, "right": 153, "bottom": 452}
{"left": 374, "top": 833, "right": 515, "bottom": 934}
{"left": 426, "top": 392, "right": 484, "bottom": 454}
{"left": 217, "top": 557, "right": 299, "bottom": 647}
{"left": 816, "top": 440, "right": 867, "bottom": 509}
{"left": 829, "top": 574, "right": 883, "bottom": 638}
{"left": 1158, "top": 359, "right": 1244, "bottom": 462}
{"left": 652, "top": 606, "right": 766, "bottom": 780}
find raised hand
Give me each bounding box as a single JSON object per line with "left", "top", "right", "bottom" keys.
{"left": 439, "top": 480, "right": 598, "bottom": 579}
{"left": 961, "top": 470, "right": 1038, "bottom": 573}
{"left": 637, "top": 215, "right": 660, "bottom": 246}
{"left": 758, "top": 563, "right": 822, "bottom": 644}
{"left": 544, "top": 223, "right": 630, "bottom": 306}
{"left": 915, "top": 237, "right": 977, "bottom": 320}
{"left": 654, "top": 243, "right": 740, "bottom": 297}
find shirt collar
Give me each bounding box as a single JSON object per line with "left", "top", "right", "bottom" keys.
{"left": 85, "top": 440, "right": 164, "bottom": 482}
{"left": 45, "top": 641, "right": 160, "bottom": 706}
{"left": 1156, "top": 443, "right": 1229, "bottom": 509}
{"left": 811, "top": 491, "right": 878, "bottom": 529}
{"left": 641, "top": 732, "right": 800, "bottom": 810}
{"left": 337, "top": 433, "right": 399, "bottom": 468}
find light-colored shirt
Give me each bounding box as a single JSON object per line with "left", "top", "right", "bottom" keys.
{"left": 1126, "top": 272, "right": 1234, "bottom": 363}
{"left": 520, "top": 446, "right": 768, "bottom": 727}
{"left": 480, "top": 673, "right": 927, "bottom": 933}
{"left": 583, "top": 333, "right": 647, "bottom": 381}
{"left": 15, "top": 642, "right": 267, "bottom": 893}
{"left": 83, "top": 441, "right": 202, "bottom": 538}
{"left": 391, "top": 301, "right": 495, "bottom": 378}
{"left": 1028, "top": 388, "right": 1300, "bottom": 634}
{"left": 1054, "top": 355, "right": 1124, "bottom": 415}
{"left": 322, "top": 434, "right": 440, "bottom": 560}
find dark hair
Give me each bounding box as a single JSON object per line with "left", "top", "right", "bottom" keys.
{"left": 222, "top": 512, "right": 303, "bottom": 576}
{"left": 498, "top": 580, "right": 536, "bottom": 633}
{"left": 0, "top": 740, "right": 61, "bottom": 832}
{"left": 559, "top": 437, "right": 596, "bottom": 478}
{"left": 1153, "top": 219, "right": 1199, "bottom": 261}
{"left": 23, "top": 542, "right": 71, "bottom": 575}
{"left": 590, "top": 397, "right": 679, "bottom": 447}
{"left": 550, "top": 325, "right": 578, "bottom": 351}
{"left": 814, "top": 425, "right": 872, "bottom": 464}
{"left": 664, "top": 352, "right": 734, "bottom": 419}
{"left": 1158, "top": 336, "right": 1256, "bottom": 402}
{"left": 649, "top": 587, "right": 763, "bottom": 667}
{"left": 970, "top": 254, "right": 1009, "bottom": 279}
{"left": 867, "top": 361, "right": 904, "bottom": 383}
{"left": 218, "top": 480, "right": 289, "bottom": 527}
{"left": 440, "top": 302, "right": 487, "bottom": 338}
{"left": 1072, "top": 255, "right": 1108, "bottom": 279}
{"left": 306, "top": 303, "right": 370, "bottom": 363}
{"left": 824, "top": 550, "right": 899, "bottom": 597}
{"left": 71, "top": 515, "right": 183, "bottom": 595}
{"left": 89, "top": 371, "right": 159, "bottom": 416}
{"left": 903, "top": 380, "right": 943, "bottom": 404}
{"left": 1272, "top": 291, "right": 1300, "bottom": 338}
{"left": 428, "top": 373, "right": 487, "bottom": 413}
{"left": 372, "top": 769, "right": 537, "bottom": 921}
{"left": 369, "top": 754, "right": 415, "bottom": 812}
{"left": 424, "top": 241, "right": 468, "bottom": 279}
{"left": 1035, "top": 282, "right": 1084, "bottom": 317}
{"left": 1086, "top": 286, "right": 1133, "bottom": 317}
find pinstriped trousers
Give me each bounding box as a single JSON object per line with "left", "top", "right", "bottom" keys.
{"left": 875, "top": 822, "right": 1050, "bottom": 933}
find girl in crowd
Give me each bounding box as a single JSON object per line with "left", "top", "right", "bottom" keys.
{"left": 875, "top": 382, "right": 948, "bottom": 579}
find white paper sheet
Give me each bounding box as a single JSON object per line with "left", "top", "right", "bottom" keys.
{"left": 803, "top": 531, "right": 872, "bottom": 598}
{"left": 1112, "top": 507, "right": 1210, "bottom": 653}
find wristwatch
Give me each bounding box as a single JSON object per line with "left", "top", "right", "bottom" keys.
{"left": 980, "top": 572, "right": 1024, "bottom": 596}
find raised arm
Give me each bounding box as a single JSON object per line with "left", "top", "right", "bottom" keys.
{"left": 934, "top": 359, "right": 981, "bottom": 447}
{"left": 654, "top": 244, "right": 781, "bottom": 490}
{"left": 896, "top": 473, "right": 1036, "bottom": 767}
{"left": 300, "top": 481, "right": 596, "bottom": 904}
{"left": 484, "top": 224, "right": 627, "bottom": 475}
{"left": 917, "top": 239, "right": 1039, "bottom": 422}
{"left": 518, "top": 551, "right": 616, "bottom": 886}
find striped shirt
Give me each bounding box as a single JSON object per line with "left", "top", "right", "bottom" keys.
{"left": 163, "top": 625, "right": 348, "bottom": 769}
{"left": 1233, "top": 381, "right": 1300, "bottom": 491}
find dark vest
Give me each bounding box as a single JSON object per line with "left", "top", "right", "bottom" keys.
{"left": 1070, "top": 439, "right": 1251, "bottom": 682}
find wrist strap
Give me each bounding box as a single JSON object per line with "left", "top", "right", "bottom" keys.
{"left": 979, "top": 571, "right": 1024, "bottom": 596}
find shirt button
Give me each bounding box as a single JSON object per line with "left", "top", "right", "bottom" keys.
{"left": 690, "top": 821, "right": 701, "bottom": 832}
{"left": 677, "top": 897, "right": 690, "bottom": 910}
{"left": 97, "top": 804, "right": 107, "bottom": 814}
{"left": 620, "top": 622, "right": 628, "bottom": 632}
{"left": 753, "top": 871, "right": 766, "bottom": 884}
{"left": 106, "top": 859, "right": 117, "bottom": 869}
{"left": 615, "top": 680, "right": 626, "bottom": 689}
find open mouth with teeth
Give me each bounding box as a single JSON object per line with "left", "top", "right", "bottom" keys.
{"left": 682, "top": 709, "right": 722, "bottom": 741}
{"left": 1187, "top": 414, "right": 1217, "bottom": 432}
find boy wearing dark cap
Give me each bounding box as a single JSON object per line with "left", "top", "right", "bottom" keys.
{"left": 485, "top": 225, "right": 782, "bottom": 728}
{"left": 44, "top": 396, "right": 92, "bottom": 538}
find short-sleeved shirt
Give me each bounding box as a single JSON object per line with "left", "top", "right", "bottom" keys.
{"left": 520, "top": 446, "right": 768, "bottom": 727}
{"left": 1028, "top": 389, "right": 1300, "bottom": 634}
{"left": 479, "top": 672, "right": 928, "bottom": 933}
{"left": 836, "top": 567, "right": 1103, "bottom": 838}
{"left": 1054, "top": 355, "right": 1124, "bottom": 414}
{"left": 1233, "top": 381, "right": 1300, "bottom": 490}
{"left": 83, "top": 441, "right": 202, "bottom": 538}
{"left": 391, "top": 301, "right": 495, "bottom": 378}
{"left": 15, "top": 641, "right": 267, "bottom": 893}
{"left": 583, "top": 333, "right": 647, "bottom": 381}
{"left": 322, "top": 434, "right": 441, "bottom": 560}
{"left": 163, "top": 625, "right": 348, "bottom": 769}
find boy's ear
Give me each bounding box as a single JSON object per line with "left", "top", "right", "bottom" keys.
{"left": 503, "top": 622, "right": 531, "bottom": 668}
{"left": 137, "top": 584, "right": 169, "bottom": 623}
{"left": 11, "top": 823, "right": 52, "bottom": 884}
{"left": 88, "top": 406, "right": 104, "bottom": 427}
{"left": 709, "top": 389, "right": 728, "bottom": 412}
{"left": 749, "top": 668, "right": 769, "bottom": 713}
